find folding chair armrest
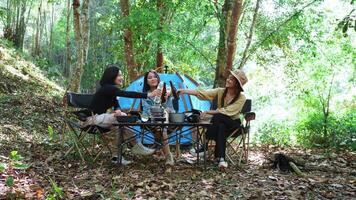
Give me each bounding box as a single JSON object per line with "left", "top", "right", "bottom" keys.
{"left": 244, "top": 112, "right": 256, "bottom": 122}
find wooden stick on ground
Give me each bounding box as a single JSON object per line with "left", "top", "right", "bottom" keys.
{"left": 289, "top": 161, "right": 305, "bottom": 177}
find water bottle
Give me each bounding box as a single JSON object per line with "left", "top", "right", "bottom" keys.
{"left": 154, "top": 82, "right": 164, "bottom": 105}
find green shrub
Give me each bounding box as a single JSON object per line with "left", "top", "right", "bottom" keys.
{"left": 296, "top": 108, "right": 356, "bottom": 150}
{"left": 256, "top": 120, "right": 295, "bottom": 146}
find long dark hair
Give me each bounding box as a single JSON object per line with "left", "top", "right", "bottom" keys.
{"left": 220, "top": 80, "right": 242, "bottom": 107}
{"left": 143, "top": 70, "right": 160, "bottom": 92}
{"left": 99, "top": 65, "right": 121, "bottom": 86}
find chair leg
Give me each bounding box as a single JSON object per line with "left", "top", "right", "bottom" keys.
{"left": 226, "top": 152, "right": 235, "bottom": 166}
{"left": 245, "top": 129, "right": 250, "bottom": 163}
{"left": 64, "top": 126, "right": 83, "bottom": 156}
{"left": 93, "top": 146, "right": 105, "bottom": 162}
{"left": 64, "top": 132, "right": 88, "bottom": 160}
{"left": 175, "top": 129, "right": 181, "bottom": 158}
{"left": 73, "top": 136, "right": 85, "bottom": 162}
{"left": 226, "top": 137, "right": 240, "bottom": 166}
{"left": 64, "top": 125, "right": 90, "bottom": 161}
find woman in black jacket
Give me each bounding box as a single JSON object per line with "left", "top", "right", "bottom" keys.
{"left": 85, "top": 65, "right": 160, "bottom": 165}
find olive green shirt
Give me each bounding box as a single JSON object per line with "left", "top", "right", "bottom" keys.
{"left": 196, "top": 88, "right": 246, "bottom": 120}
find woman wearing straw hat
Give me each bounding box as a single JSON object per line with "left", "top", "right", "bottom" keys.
{"left": 178, "top": 69, "right": 248, "bottom": 170}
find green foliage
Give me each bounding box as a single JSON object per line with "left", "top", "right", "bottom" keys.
{"left": 10, "top": 151, "right": 23, "bottom": 161}
{"left": 46, "top": 178, "right": 64, "bottom": 199}
{"left": 296, "top": 109, "right": 356, "bottom": 150}
{"left": 0, "top": 163, "right": 6, "bottom": 173}
{"left": 5, "top": 176, "right": 14, "bottom": 187}
{"left": 0, "top": 6, "right": 7, "bottom": 24}
{"left": 12, "top": 163, "right": 31, "bottom": 170}
{"left": 8, "top": 151, "right": 31, "bottom": 170}
{"left": 48, "top": 125, "right": 54, "bottom": 141}
{"left": 34, "top": 57, "right": 61, "bottom": 79}
{"left": 256, "top": 120, "right": 295, "bottom": 146}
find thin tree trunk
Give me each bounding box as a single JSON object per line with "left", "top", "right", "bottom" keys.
{"left": 4, "top": 0, "right": 13, "bottom": 40}
{"left": 65, "top": 0, "right": 72, "bottom": 78}
{"left": 156, "top": 0, "right": 164, "bottom": 72}
{"left": 69, "top": 0, "right": 84, "bottom": 92}
{"left": 120, "top": 0, "right": 138, "bottom": 81}
{"left": 42, "top": 10, "right": 47, "bottom": 51}
{"left": 156, "top": 45, "right": 164, "bottom": 71}
{"left": 239, "top": 0, "right": 319, "bottom": 65}
{"left": 226, "top": 0, "right": 243, "bottom": 71}
{"left": 49, "top": 3, "right": 55, "bottom": 58}
{"left": 81, "top": 0, "right": 90, "bottom": 65}
{"left": 33, "top": 0, "right": 42, "bottom": 56}
{"left": 13, "top": 1, "right": 27, "bottom": 50}
{"left": 238, "top": 0, "right": 261, "bottom": 69}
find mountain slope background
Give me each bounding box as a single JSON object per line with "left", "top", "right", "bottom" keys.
{"left": 0, "top": 39, "right": 63, "bottom": 145}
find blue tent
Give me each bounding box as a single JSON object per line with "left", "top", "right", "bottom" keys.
{"left": 118, "top": 72, "right": 211, "bottom": 144}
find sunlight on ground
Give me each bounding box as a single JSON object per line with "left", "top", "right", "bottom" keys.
{"left": 248, "top": 151, "right": 267, "bottom": 166}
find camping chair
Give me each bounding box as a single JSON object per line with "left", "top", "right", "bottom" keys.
{"left": 62, "top": 92, "right": 112, "bottom": 162}
{"left": 225, "top": 99, "right": 255, "bottom": 165}
{"left": 203, "top": 99, "right": 255, "bottom": 165}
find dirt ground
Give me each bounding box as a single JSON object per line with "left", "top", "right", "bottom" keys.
{"left": 1, "top": 128, "right": 355, "bottom": 200}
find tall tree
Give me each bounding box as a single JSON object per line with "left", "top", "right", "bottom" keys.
{"left": 48, "top": 3, "right": 55, "bottom": 58}
{"left": 238, "top": 0, "right": 261, "bottom": 69}
{"left": 32, "top": 0, "right": 42, "bottom": 56}
{"left": 156, "top": 0, "right": 164, "bottom": 72}
{"left": 120, "top": 0, "right": 138, "bottom": 81}
{"left": 214, "top": 0, "right": 232, "bottom": 87}
{"left": 68, "top": 0, "right": 91, "bottom": 91}
{"left": 226, "top": 0, "right": 243, "bottom": 71}
{"left": 81, "top": 0, "right": 90, "bottom": 64}
{"left": 4, "top": 0, "right": 31, "bottom": 50}
{"left": 64, "top": 0, "right": 72, "bottom": 78}
{"left": 69, "top": 0, "right": 84, "bottom": 91}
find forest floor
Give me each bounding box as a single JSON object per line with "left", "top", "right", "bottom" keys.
{"left": 0, "top": 40, "right": 355, "bottom": 199}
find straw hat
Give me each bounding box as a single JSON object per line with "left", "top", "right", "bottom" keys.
{"left": 230, "top": 69, "right": 248, "bottom": 91}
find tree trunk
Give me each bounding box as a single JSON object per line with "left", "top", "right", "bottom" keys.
{"left": 214, "top": 0, "right": 244, "bottom": 87}
{"left": 42, "top": 10, "right": 47, "bottom": 50}
{"left": 156, "top": 0, "right": 164, "bottom": 72}
{"left": 156, "top": 46, "right": 164, "bottom": 71}
{"left": 33, "top": 0, "right": 42, "bottom": 56}
{"left": 120, "top": 0, "right": 138, "bottom": 81}
{"left": 214, "top": 0, "right": 233, "bottom": 87}
{"left": 69, "top": 0, "right": 84, "bottom": 92}
{"left": 238, "top": 0, "right": 261, "bottom": 69}
{"left": 11, "top": 1, "right": 27, "bottom": 50}
{"left": 4, "top": 0, "right": 13, "bottom": 40}
{"left": 49, "top": 3, "right": 55, "bottom": 58}
{"left": 64, "top": 0, "right": 72, "bottom": 78}
{"left": 226, "top": 0, "right": 243, "bottom": 71}
{"left": 81, "top": 0, "right": 90, "bottom": 65}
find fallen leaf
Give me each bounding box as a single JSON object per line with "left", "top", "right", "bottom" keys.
{"left": 268, "top": 176, "right": 278, "bottom": 181}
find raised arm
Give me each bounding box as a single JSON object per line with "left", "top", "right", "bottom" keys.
{"left": 104, "top": 85, "right": 160, "bottom": 99}
{"left": 180, "top": 88, "right": 220, "bottom": 102}
{"left": 178, "top": 89, "right": 198, "bottom": 96}
{"left": 115, "top": 89, "right": 148, "bottom": 98}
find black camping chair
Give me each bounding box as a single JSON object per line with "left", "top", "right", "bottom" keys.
{"left": 225, "top": 99, "right": 256, "bottom": 165}
{"left": 204, "top": 98, "right": 255, "bottom": 165}
{"left": 62, "top": 92, "right": 112, "bottom": 162}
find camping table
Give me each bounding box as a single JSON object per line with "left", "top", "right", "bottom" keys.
{"left": 115, "top": 121, "right": 211, "bottom": 169}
